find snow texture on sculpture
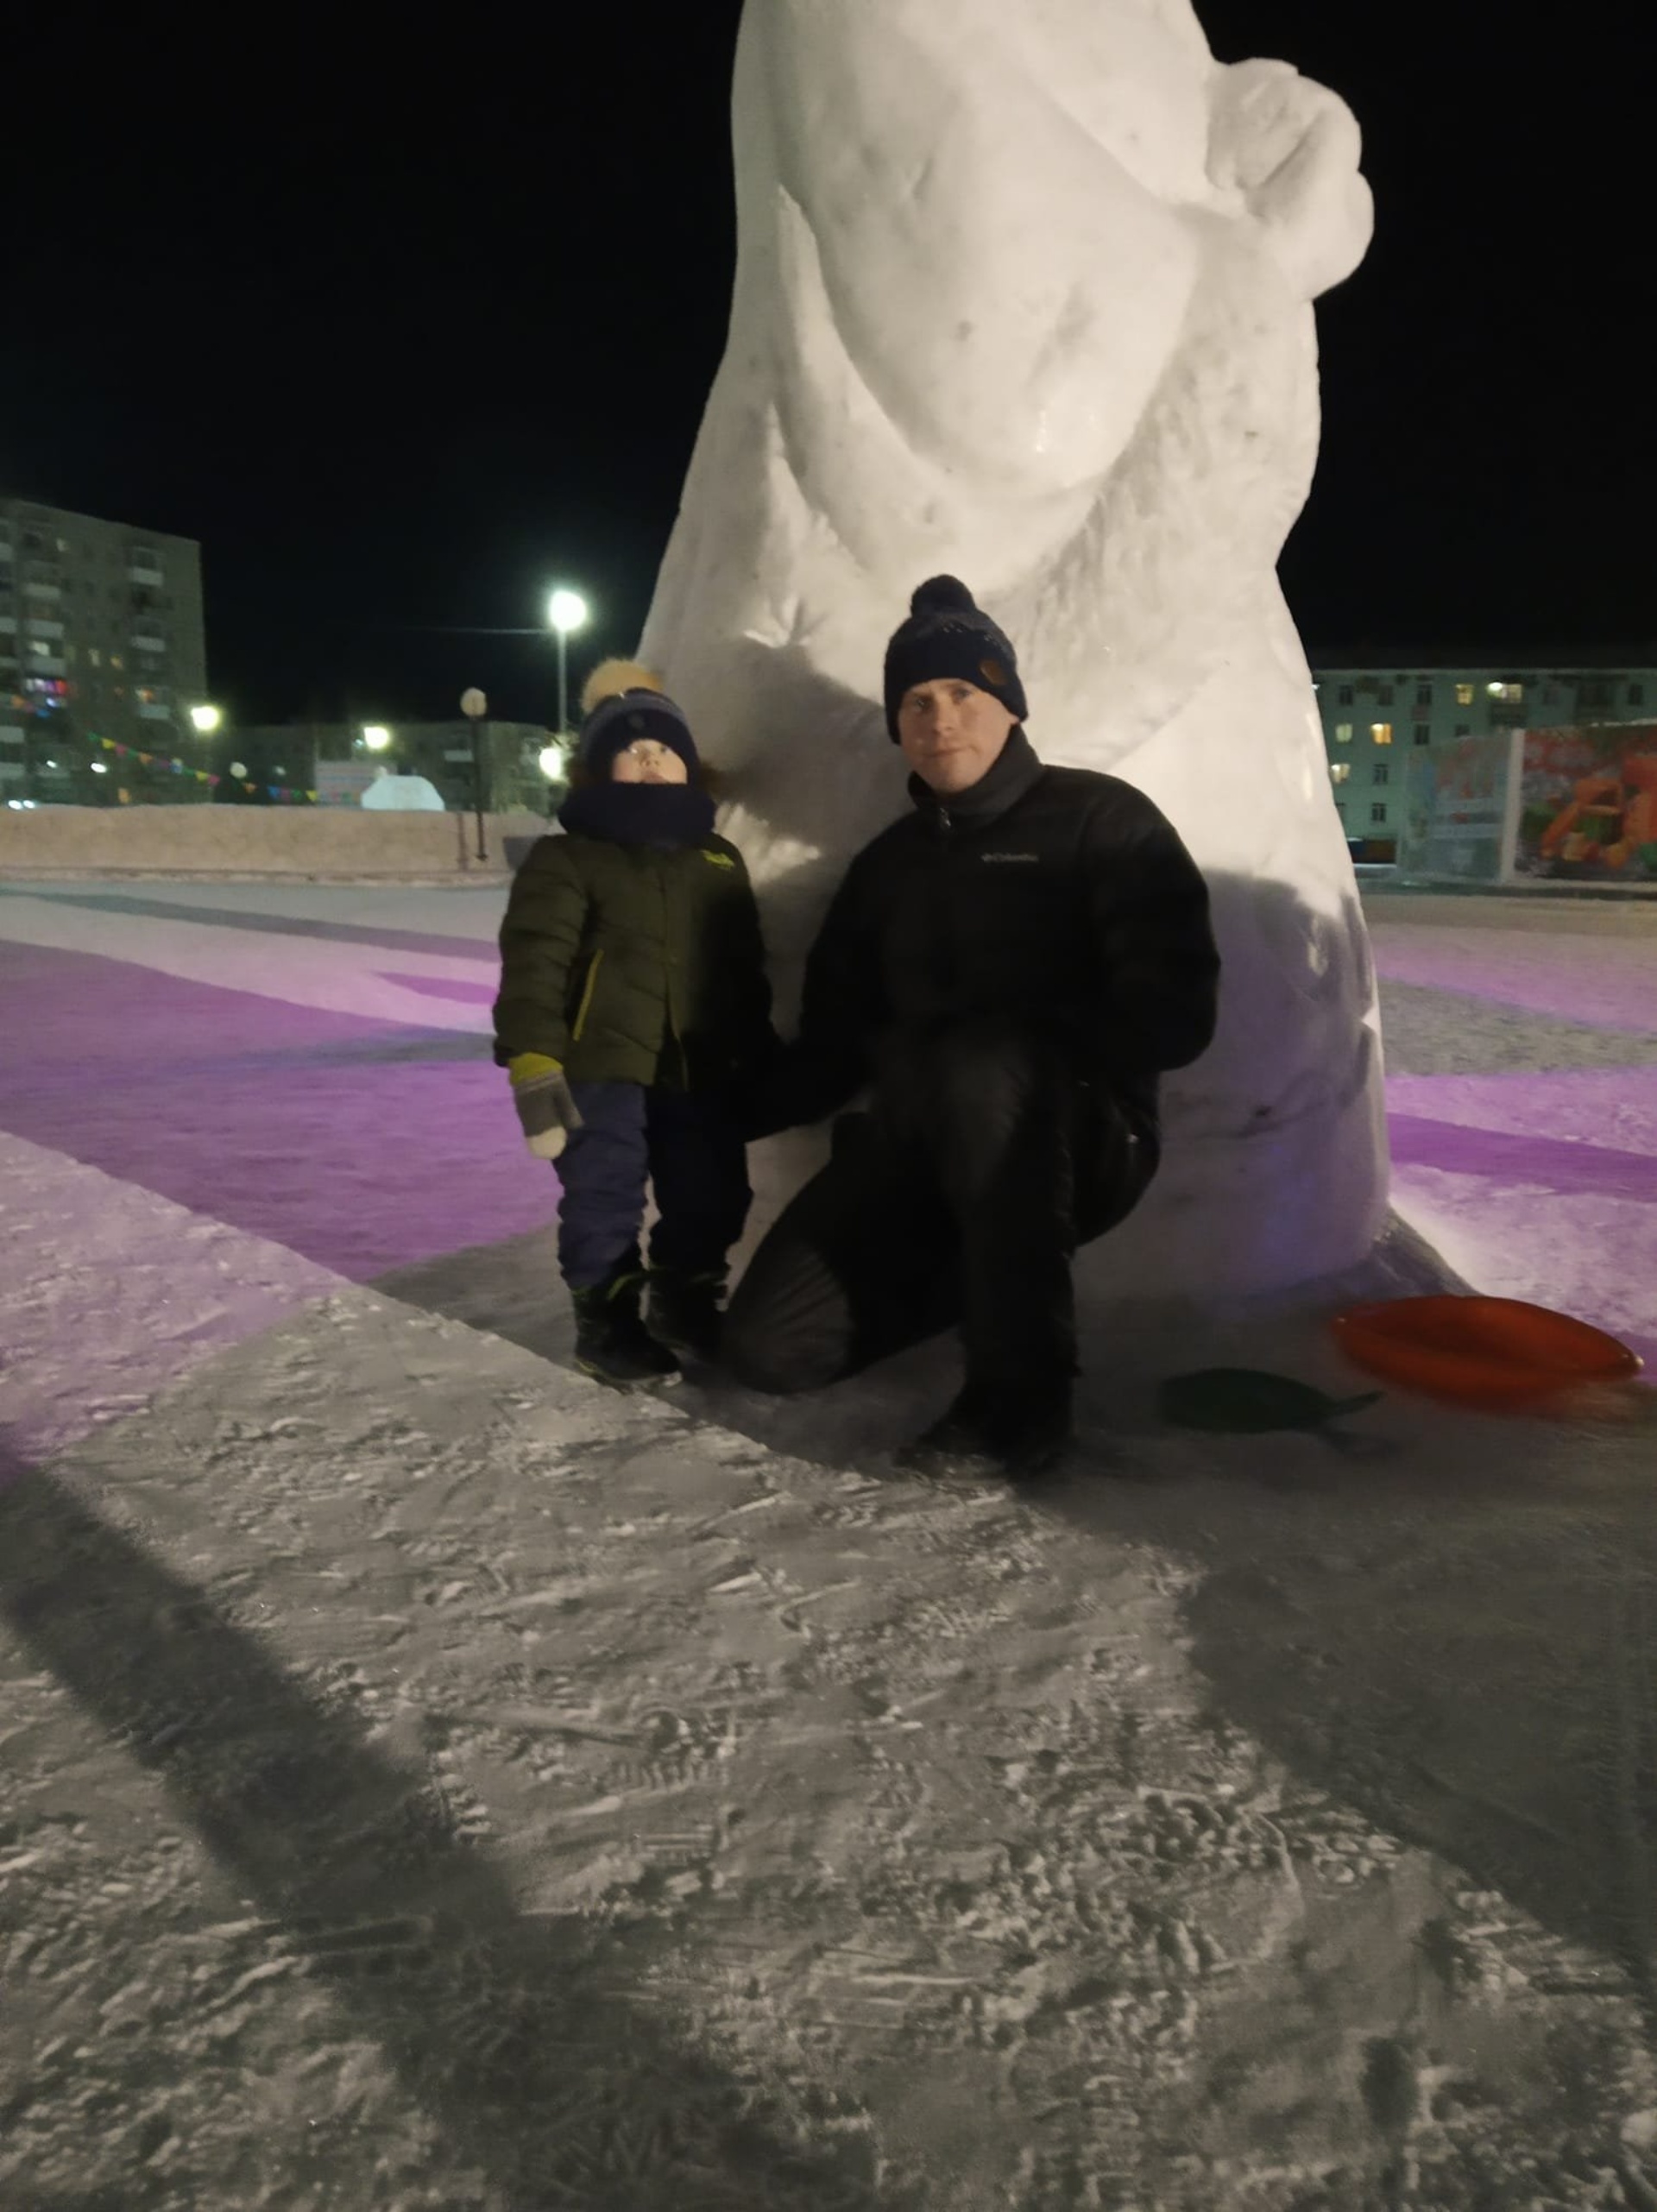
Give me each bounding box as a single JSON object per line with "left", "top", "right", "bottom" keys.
{"left": 639, "top": 0, "right": 1387, "bottom": 1301}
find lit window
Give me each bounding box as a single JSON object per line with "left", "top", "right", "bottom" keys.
{"left": 1373, "top": 762, "right": 1390, "bottom": 785}
{"left": 1487, "top": 681, "right": 1525, "bottom": 703}
{"left": 1413, "top": 725, "right": 1430, "bottom": 746}
{"left": 1370, "top": 803, "right": 1388, "bottom": 824}
{"left": 1370, "top": 722, "right": 1394, "bottom": 744}
{"left": 1334, "top": 722, "right": 1353, "bottom": 744}
{"left": 1330, "top": 760, "right": 1352, "bottom": 784}
{"left": 1455, "top": 684, "right": 1475, "bottom": 706}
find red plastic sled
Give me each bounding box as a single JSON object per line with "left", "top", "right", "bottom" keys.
{"left": 1331, "top": 1295, "right": 1643, "bottom": 1408}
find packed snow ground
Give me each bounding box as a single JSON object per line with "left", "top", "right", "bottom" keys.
{"left": 2, "top": 879, "right": 1655, "bottom": 2209}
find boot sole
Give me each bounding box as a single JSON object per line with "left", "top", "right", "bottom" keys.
{"left": 644, "top": 1315, "right": 723, "bottom": 1363}
{"left": 575, "top": 1357, "right": 683, "bottom": 1393}
{"left": 647, "top": 1338, "right": 721, "bottom": 1365}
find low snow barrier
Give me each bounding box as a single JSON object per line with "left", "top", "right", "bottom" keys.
{"left": 0, "top": 807, "right": 550, "bottom": 882}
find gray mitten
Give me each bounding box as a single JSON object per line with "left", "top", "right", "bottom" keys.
{"left": 512, "top": 1064, "right": 583, "bottom": 1162}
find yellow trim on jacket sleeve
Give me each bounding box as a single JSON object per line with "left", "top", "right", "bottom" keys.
{"left": 508, "top": 1053, "right": 563, "bottom": 1087}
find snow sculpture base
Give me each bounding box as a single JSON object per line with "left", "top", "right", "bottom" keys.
{"left": 643, "top": 0, "right": 1395, "bottom": 1308}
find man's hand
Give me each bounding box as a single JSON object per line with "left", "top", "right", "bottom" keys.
{"left": 508, "top": 1056, "right": 583, "bottom": 1162}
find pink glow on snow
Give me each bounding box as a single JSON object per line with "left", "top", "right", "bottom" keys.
{"left": 0, "top": 941, "right": 553, "bottom": 1282}
{"left": 1370, "top": 922, "right": 1657, "bottom": 1037}
{"left": 2, "top": 885, "right": 1652, "bottom": 1478}
{"left": 0, "top": 1130, "right": 349, "bottom": 1482}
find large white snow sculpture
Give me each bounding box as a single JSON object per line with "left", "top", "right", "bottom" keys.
{"left": 640, "top": 0, "right": 1389, "bottom": 1301}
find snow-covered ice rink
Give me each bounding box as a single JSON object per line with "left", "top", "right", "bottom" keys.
{"left": 3, "top": 878, "right": 1655, "bottom": 2209}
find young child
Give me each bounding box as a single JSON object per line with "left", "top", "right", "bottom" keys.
{"left": 494, "top": 661, "right": 775, "bottom": 1388}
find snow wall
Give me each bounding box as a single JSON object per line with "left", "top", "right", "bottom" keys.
{"left": 0, "top": 808, "right": 547, "bottom": 882}
{"left": 639, "top": 0, "right": 1391, "bottom": 1303}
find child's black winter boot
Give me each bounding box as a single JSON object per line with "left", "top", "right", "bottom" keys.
{"left": 572, "top": 1257, "right": 682, "bottom": 1389}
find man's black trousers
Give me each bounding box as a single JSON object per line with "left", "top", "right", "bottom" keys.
{"left": 723, "top": 1018, "right": 1154, "bottom": 1396}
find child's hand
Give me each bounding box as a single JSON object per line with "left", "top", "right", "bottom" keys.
{"left": 509, "top": 1058, "right": 582, "bottom": 1161}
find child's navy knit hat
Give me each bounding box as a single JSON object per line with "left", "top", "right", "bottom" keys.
{"left": 576, "top": 660, "right": 699, "bottom": 778}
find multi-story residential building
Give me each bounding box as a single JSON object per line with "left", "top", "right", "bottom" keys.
{"left": 1309, "top": 650, "right": 1657, "bottom": 860}
{"left": 0, "top": 496, "right": 207, "bottom": 804}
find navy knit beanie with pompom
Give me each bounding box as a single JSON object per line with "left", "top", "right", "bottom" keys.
{"left": 881, "top": 577, "right": 1029, "bottom": 740}
{"left": 575, "top": 659, "right": 700, "bottom": 780}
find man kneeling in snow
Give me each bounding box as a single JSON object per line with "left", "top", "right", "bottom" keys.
{"left": 724, "top": 577, "right": 1222, "bottom": 1481}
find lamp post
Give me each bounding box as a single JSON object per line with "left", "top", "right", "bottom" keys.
{"left": 460, "top": 687, "right": 488, "bottom": 861}
{"left": 546, "top": 588, "right": 589, "bottom": 740}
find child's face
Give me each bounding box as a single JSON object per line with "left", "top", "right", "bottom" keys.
{"left": 611, "top": 739, "right": 690, "bottom": 785}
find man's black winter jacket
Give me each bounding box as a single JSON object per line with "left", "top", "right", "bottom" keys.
{"left": 753, "top": 727, "right": 1221, "bottom": 1150}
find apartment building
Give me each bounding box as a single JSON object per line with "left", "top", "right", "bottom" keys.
{"left": 1310, "top": 651, "right": 1656, "bottom": 860}
{"left": 0, "top": 496, "right": 207, "bottom": 803}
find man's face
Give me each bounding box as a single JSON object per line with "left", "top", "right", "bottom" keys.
{"left": 897, "top": 679, "right": 1018, "bottom": 795}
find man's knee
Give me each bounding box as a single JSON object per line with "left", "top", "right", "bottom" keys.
{"left": 721, "top": 1249, "right": 857, "bottom": 1396}
{"left": 1074, "top": 1100, "right": 1157, "bottom": 1245}
{"left": 721, "top": 1292, "right": 847, "bottom": 1395}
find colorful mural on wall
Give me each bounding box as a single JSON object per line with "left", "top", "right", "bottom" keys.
{"left": 1514, "top": 725, "right": 1657, "bottom": 885}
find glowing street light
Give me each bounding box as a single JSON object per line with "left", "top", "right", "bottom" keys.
{"left": 362, "top": 725, "right": 393, "bottom": 753}
{"left": 189, "top": 703, "right": 223, "bottom": 735}
{"left": 545, "top": 588, "right": 589, "bottom": 739}
{"left": 538, "top": 742, "right": 567, "bottom": 781}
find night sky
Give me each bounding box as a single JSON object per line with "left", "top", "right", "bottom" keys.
{"left": 4, "top": 4, "right": 1647, "bottom": 729}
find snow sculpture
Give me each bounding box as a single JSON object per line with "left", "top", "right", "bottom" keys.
{"left": 361, "top": 767, "right": 445, "bottom": 812}
{"left": 640, "top": 0, "right": 1388, "bottom": 1300}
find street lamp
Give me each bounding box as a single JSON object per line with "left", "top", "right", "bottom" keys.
{"left": 460, "top": 687, "right": 488, "bottom": 862}
{"left": 362, "top": 725, "right": 392, "bottom": 753}
{"left": 545, "top": 588, "right": 589, "bottom": 740}
{"left": 189, "top": 703, "right": 223, "bottom": 735}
